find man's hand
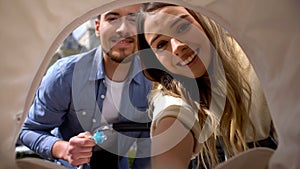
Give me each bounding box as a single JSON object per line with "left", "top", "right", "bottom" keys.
{"left": 52, "top": 132, "right": 96, "bottom": 166}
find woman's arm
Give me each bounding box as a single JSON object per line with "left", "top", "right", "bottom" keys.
{"left": 151, "top": 116, "right": 194, "bottom": 169}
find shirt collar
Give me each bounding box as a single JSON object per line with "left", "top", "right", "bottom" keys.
{"left": 89, "top": 47, "right": 143, "bottom": 85}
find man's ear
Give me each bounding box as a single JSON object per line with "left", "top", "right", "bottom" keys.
{"left": 95, "top": 19, "right": 100, "bottom": 37}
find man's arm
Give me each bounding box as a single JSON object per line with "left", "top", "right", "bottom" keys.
{"left": 19, "top": 59, "right": 72, "bottom": 159}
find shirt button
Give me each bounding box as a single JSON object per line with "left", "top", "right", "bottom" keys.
{"left": 101, "top": 95, "right": 105, "bottom": 99}
{"left": 92, "top": 119, "right": 96, "bottom": 123}
{"left": 82, "top": 111, "right": 86, "bottom": 116}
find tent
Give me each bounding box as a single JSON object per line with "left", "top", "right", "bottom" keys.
{"left": 0, "top": 0, "right": 299, "bottom": 168}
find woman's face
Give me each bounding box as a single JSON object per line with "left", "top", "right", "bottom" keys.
{"left": 144, "top": 6, "right": 212, "bottom": 78}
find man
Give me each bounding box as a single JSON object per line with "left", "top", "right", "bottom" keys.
{"left": 19, "top": 4, "right": 152, "bottom": 169}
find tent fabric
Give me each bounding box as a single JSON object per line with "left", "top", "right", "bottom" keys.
{"left": 215, "top": 147, "right": 274, "bottom": 169}
{"left": 16, "top": 158, "right": 67, "bottom": 169}
{"left": 0, "top": 0, "right": 299, "bottom": 168}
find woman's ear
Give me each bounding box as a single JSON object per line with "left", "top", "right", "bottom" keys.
{"left": 95, "top": 19, "right": 100, "bottom": 37}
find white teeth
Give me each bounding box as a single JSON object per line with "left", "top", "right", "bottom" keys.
{"left": 179, "top": 53, "right": 196, "bottom": 66}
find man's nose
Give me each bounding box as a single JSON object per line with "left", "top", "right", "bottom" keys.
{"left": 170, "top": 38, "right": 186, "bottom": 56}
{"left": 116, "top": 18, "right": 130, "bottom": 35}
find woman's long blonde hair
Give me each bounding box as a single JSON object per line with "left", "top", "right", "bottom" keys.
{"left": 138, "top": 2, "right": 255, "bottom": 168}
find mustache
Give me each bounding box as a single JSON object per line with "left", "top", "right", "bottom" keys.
{"left": 111, "top": 35, "right": 136, "bottom": 43}
{"left": 111, "top": 32, "right": 136, "bottom": 42}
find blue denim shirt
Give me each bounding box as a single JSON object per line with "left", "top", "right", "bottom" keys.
{"left": 19, "top": 47, "right": 152, "bottom": 169}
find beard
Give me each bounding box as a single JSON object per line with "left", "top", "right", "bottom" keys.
{"left": 104, "top": 48, "right": 135, "bottom": 64}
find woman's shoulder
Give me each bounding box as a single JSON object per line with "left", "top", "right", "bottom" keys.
{"left": 151, "top": 89, "right": 185, "bottom": 108}
{"left": 150, "top": 88, "right": 196, "bottom": 118}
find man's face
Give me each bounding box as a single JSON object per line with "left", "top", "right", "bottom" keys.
{"left": 95, "top": 4, "right": 141, "bottom": 63}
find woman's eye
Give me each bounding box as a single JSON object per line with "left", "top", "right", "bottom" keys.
{"left": 156, "top": 40, "right": 168, "bottom": 50}
{"left": 177, "top": 22, "right": 191, "bottom": 33}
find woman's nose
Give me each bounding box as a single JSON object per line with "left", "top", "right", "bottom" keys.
{"left": 170, "top": 38, "right": 186, "bottom": 56}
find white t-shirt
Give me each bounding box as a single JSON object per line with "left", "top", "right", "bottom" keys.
{"left": 101, "top": 75, "right": 128, "bottom": 125}
{"left": 97, "top": 76, "right": 128, "bottom": 148}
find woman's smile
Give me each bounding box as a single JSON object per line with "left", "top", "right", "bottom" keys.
{"left": 177, "top": 48, "right": 200, "bottom": 67}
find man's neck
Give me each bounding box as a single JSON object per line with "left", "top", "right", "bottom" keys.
{"left": 103, "top": 56, "right": 132, "bottom": 82}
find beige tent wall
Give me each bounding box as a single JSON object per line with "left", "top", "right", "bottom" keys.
{"left": 0, "top": 0, "right": 299, "bottom": 168}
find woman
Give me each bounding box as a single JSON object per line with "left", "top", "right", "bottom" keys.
{"left": 137, "top": 2, "right": 276, "bottom": 169}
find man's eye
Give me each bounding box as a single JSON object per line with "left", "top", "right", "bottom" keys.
{"left": 127, "top": 16, "right": 137, "bottom": 23}
{"left": 106, "top": 17, "right": 119, "bottom": 22}
{"left": 177, "top": 22, "right": 191, "bottom": 33}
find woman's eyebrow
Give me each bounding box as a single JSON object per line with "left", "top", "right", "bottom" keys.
{"left": 150, "top": 34, "right": 162, "bottom": 46}
{"left": 170, "top": 14, "right": 189, "bottom": 28}
{"left": 149, "top": 15, "right": 189, "bottom": 46}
